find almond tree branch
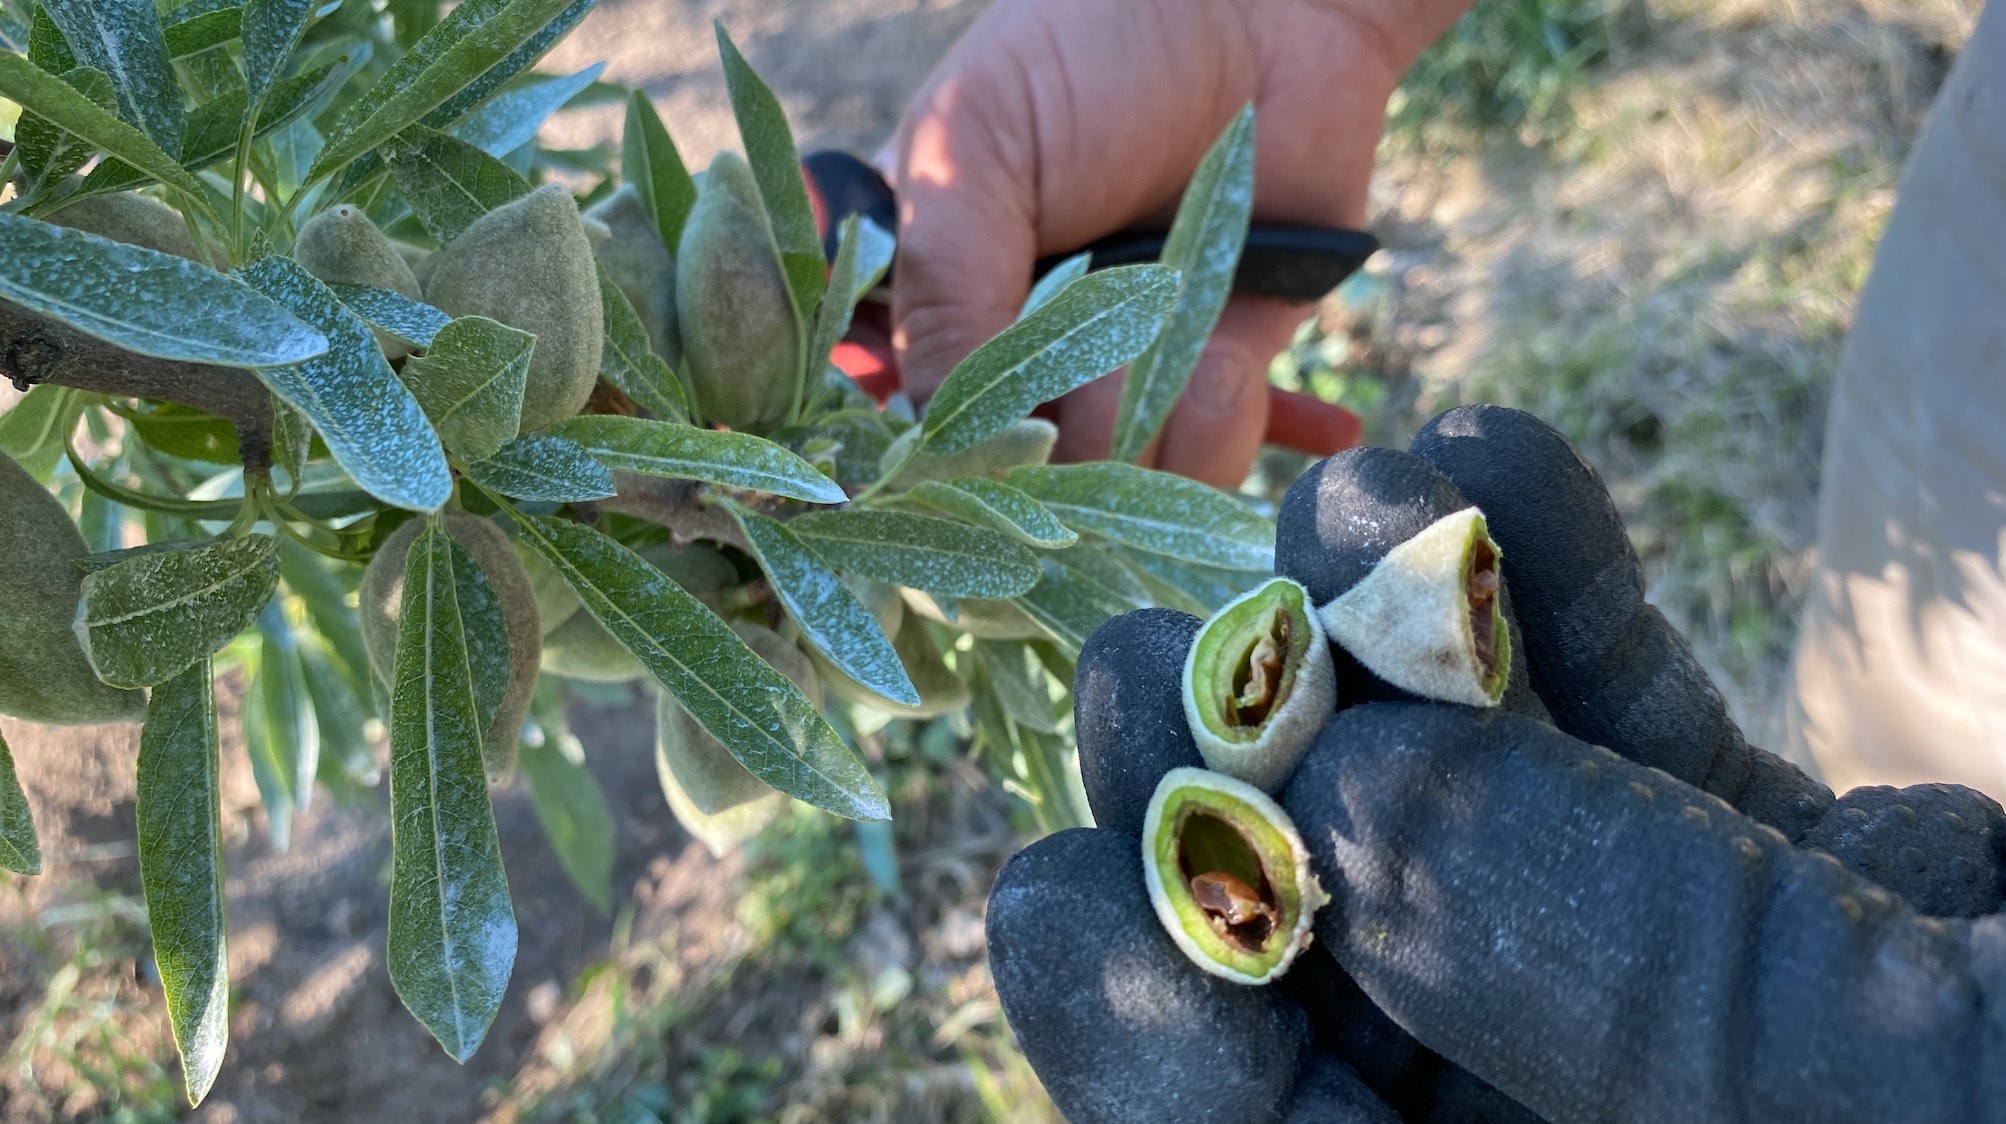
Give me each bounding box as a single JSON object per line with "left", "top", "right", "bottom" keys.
{"left": 0, "top": 302, "right": 274, "bottom": 471}
{"left": 591, "top": 473, "right": 751, "bottom": 551}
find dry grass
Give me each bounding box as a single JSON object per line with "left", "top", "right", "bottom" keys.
{"left": 1291, "top": 0, "right": 1976, "bottom": 747}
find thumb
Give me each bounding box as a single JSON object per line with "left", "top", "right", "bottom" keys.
{"left": 883, "top": 69, "right": 1039, "bottom": 403}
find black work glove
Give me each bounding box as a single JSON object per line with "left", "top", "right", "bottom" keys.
{"left": 988, "top": 405, "right": 2006, "bottom": 1124}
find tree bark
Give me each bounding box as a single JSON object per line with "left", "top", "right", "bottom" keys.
{"left": 0, "top": 302, "right": 274, "bottom": 471}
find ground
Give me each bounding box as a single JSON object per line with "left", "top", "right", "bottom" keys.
{"left": 0, "top": 0, "right": 1982, "bottom": 1120}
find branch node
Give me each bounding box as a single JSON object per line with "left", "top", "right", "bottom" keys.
{"left": 4, "top": 329, "right": 62, "bottom": 392}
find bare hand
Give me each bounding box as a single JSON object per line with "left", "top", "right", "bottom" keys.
{"left": 881, "top": 0, "right": 1466, "bottom": 487}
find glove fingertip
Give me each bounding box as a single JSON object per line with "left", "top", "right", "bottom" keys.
{"left": 987, "top": 827, "right": 1310, "bottom": 1124}
{"left": 1076, "top": 608, "right": 1206, "bottom": 836}
{"left": 1283, "top": 1053, "right": 1405, "bottom": 1124}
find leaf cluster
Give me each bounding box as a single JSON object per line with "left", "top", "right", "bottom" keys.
{"left": 0, "top": 0, "right": 1273, "bottom": 1099}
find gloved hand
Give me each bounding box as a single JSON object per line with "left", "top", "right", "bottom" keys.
{"left": 987, "top": 404, "right": 2006, "bottom": 1124}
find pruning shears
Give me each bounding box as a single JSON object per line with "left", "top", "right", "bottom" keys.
{"left": 799, "top": 151, "right": 1378, "bottom": 457}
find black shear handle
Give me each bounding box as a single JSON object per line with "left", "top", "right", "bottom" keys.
{"left": 803, "top": 150, "right": 1379, "bottom": 302}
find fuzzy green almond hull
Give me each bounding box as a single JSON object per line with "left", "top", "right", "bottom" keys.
{"left": 1142, "top": 767, "right": 1326, "bottom": 985}
{"left": 541, "top": 610, "right": 647, "bottom": 683}
{"left": 46, "top": 192, "right": 205, "bottom": 261}
{"left": 423, "top": 184, "right": 604, "bottom": 433}
{"left": 360, "top": 512, "right": 540, "bottom": 779}
{"left": 653, "top": 624, "right": 813, "bottom": 857}
{"left": 1276, "top": 446, "right": 1545, "bottom": 717}
{"left": 294, "top": 204, "right": 426, "bottom": 360}
{"left": 586, "top": 184, "right": 681, "bottom": 366}
{"left": 1317, "top": 507, "right": 1508, "bottom": 709}
{"left": 0, "top": 452, "right": 147, "bottom": 725}
{"left": 676, "top": 152, "right": 801, "bottom": 433}
{"left": 1182, "top": 577, "right": 1337, "bottom": 792}
{"left": 1408, "top": 405, "right": 1830, "bottom": 836}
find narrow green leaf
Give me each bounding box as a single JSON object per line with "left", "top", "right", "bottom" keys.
{"left": 1110, "top": 107, "right": 1256, "bottom": 462}
{"left": 39, "top": 0, "right": 184, "bottom": 155}
{"left": 279, "top": 540, "right": 377, "bottom": 720}
{"left": 1015, "top": 546, "right": 1150, "bottom": 650}
{"left": 268, "top": 405, "right": 308, "bottom": 489}
{"left": 0, "top": 385, "right": 80, "bottom": 482}
{"left": 114, "top": 401, "right": 239, "bottom": 465}
{"left": 726, "top": 504, "right": 918, "bottom": 708}
{"left": 329, "top": 283, "right": 452, "bottom": 349}
{"left": 0, "top": 727, "right": 40, "bottom": 875}
{"left": 464, "top": 434, "right": 615, "bottom": 502}
{"left": 25, "top": 7, "right": 76, "bottom": 72}
{"left": 384, "top": 124, "right": 532, "bottom": 244}
{"left": 240, "top": 0, "right": 314, "bottom": 114}
{"left": 540, "top": 416, "right": 846, "bottom": 505}
{"left": 77, "top": 534, "right": 281, "bottom": 689}
{"left": 239, "top": 640, "right": 291, "bottom": 848}
{"left": 398, "top": 316, "right": 534, "bottom": 462}
{"left": 920, "top": 265, "right": 1179, "bottom": 456}
{"left": 0, "top": 7, "right": 24, "bottom": 53}
{"left": 788, "top": 510, "right": 1040, "bottom": 599}
{"left": 134, "top": 659, "right": 227, "bottom": 1105}
{"left": 807, "top": 215, "right": 894, "bottom": 373}
{"left": 302, "top": 644, "right": 379, "bottom": 790}
{"left": 904, "top": 478, "right": 1077, "bottom": 550}
{"left": 974, "top": 642, "right": 1057, "bottom": 734}
{"left": 450, "top": 536, "right": 513, "bottom": 741}
{"left": 78, "top": 542, "right": 192, "bottom": 576}
{"left": 522, "top": 685, "right": 614, "bottom": 912}
{"left": 1007, "top": 462, "right": 1274, "bottom": 571}
{"left": 511, "top": 515, "right": 887, "bottom": 820}
{"left": 1021, "top": 253, "right": 1090, "bottom": 318}
{"left": 13, "top": 66, "right": 116, "bottom": 199}
{"left": 1113, "top": 545, "right": 1264, "bottom": 617}
{"left": 775, "top": 409, "right": 893, "bottom": 491}
{"left": 0, "top": 214, "right": 320, "bottom": 365}
{"left": 80, "top": 60, "right": 347, "bottom": 196}
{"left": 239, "top": 256, "right": 453, "bottom": 513}
{"left": 419, "top": 0, "right": 597, "bottom": 132}
{"left": 386, "top": 517, "right": 516, "bottom": 1062}
{"left": 254, "top": 607, "right": 319, "bottom": 812}
{"left": 621, "top": 89, "right": 697, "bottom": 252}
{"left": 163, "top": 7, "right": 243, "bottom": 62}
{"left": 175, "top": 32, "right": 242, "bottom": 99}
{"left": 308, "top": 0, "right": 586, "bottom": 184}
{"left": 714, "top": 24, "right": 824, "bottom": 315}
{"left": 595, "top": 263, "right": 690, "bottom": 423}
{"left": 452, "top": 62, "right": 603, "bottom": 157}
{"left": 266, "top": 116, "right": 322, "bottom": 196}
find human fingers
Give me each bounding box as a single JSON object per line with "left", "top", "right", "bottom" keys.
{"left": 1150, "top": 297, "right": 1299, "bottom": 489}
{"left": 881, "top": 47, "right": 1038, "bottom": 403}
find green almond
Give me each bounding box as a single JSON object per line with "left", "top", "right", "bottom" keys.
{"left": 1141, "top": 767, "right": 1326, "bottom": 985}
